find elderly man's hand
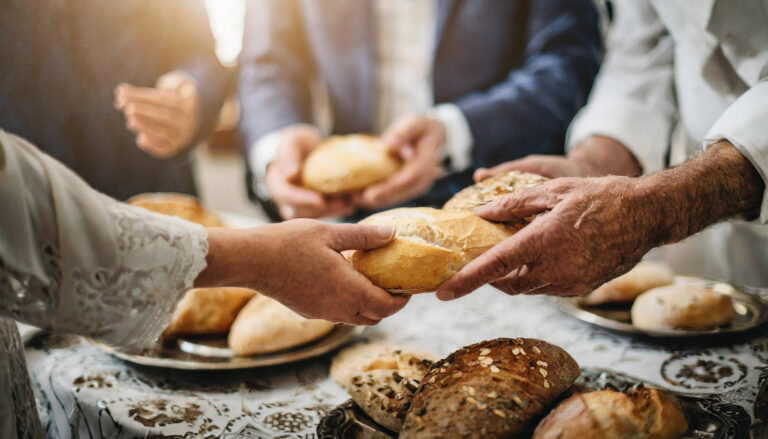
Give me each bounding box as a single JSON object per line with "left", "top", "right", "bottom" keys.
{"left": 199, "top": 220, "right": 409, "bottom": 325}
{"left": 436, "top": 176, "right": 656, "bottom": 300}
{"left": 355, "top": 115, "right": 445, "bottom": 209}
{"left": 265, "top": 124, "right": 355, "bottom": 220}
{"left": 114, "top": 71, "right": 200, "bottom": 159}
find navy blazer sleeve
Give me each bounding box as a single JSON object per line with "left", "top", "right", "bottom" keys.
{"left": 238, "top": 0, "right": 315, "bottom": 151}
{"left": 454, "top": 0, "right": 602, "bottom": 168}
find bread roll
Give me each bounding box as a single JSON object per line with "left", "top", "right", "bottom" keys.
{"left": 331, "top": 342, "right": 439, "bottom": 432}
{"left": 631, "top": 284, "right": 735, "bottom": 330}
{"left": 228, "top": 296, "right": 335, "bottom": 355}
{"left": 301, "top": 135, "right": 401, "bottom": 194}
{"left": 580, "top": 261, "right": 675, "bottom": 306}
{"left": 128, "top": 193, "right": 223, "bottom": 227}
{"left": 532, "top": 387, "right": 688, "bottom": 439}
{"left": 443, "top": 171, "right": 548, "bottom": 212}
{"left": 400, "top": 338, "right": 580, "bottom": 439}
{"left": 163, "top": 288, "right": 257, "bottom": 338}
{"left": 350, "top": 207, "right": 517, "bottom": 293}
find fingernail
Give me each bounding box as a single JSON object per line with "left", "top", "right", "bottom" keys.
{"left": 376, "top": 225, "right": 395, "bottom": 239}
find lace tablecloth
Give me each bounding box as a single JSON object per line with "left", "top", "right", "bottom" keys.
{"left": 24, "top": 286, "right": 768, "bottom": 438}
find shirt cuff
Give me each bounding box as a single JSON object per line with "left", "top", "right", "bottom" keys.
{"left": 248, "top": 130, "right": 284, "bottom": 199}
{"left": 566, "top": 97, "right": 672, "bottom": 175}
{"left": 428, "top": 103, "right": 474, "bottom": 172}
{"left": 703, "top": 81, "right": 768, "bottom": 224}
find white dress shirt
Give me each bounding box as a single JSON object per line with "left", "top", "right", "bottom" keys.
{"left": 250, "top": 0, "right": 474, "bottom": 199}
{"left": 567, "top": 0, "right": 768, "bottom": 285}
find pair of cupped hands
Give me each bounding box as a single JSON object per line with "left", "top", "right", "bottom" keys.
{"left": 198, "top": 136, "right": 657, "bottom": 327}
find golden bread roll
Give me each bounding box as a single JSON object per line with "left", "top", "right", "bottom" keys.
{"left": 163, "top": 288, "right": 257, "bottom": 338}
{"left": 331, "top": 342, "right": 439, "bottom": 432}
{"left": 579, "top": 261, "right": 675, "bottom": 306}
{"left": 301, "top": 134, "right": 401, "bottom": 194}
{"left": 350, "top": 207, "right": 517, "bottom": 293}
{"left": 532, "top": 387, "right": 688, "bottom": 439}
{"left": 631, "top": 283, "right": 735, "bottom": 330}
{"left": 128, "top": 193, "right": 223, "bottom": 227}
{"left": 228, "top": 295, "right": 335, "bottom": 355}
{"left": 400, "top": 338, "right": 580, "bottom": 439}
{"left": 443, "top": 170, "right": 548, "bottom": 212}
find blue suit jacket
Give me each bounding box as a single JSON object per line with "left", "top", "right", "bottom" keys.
{"left": 0, "top": 0, "right": 230, "bottom": 200}
{"left": 240, "top": 0, "right": 602, "bottom": 181}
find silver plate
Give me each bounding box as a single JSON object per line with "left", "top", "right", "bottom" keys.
{"left": 89, "top": 325, "right": 364, "bottom": 370}
{"left": 558, "top": 277, "right": 768, "bottom": 337}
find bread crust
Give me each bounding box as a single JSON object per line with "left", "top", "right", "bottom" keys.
{"left": 631, "top": 284, "right": 735, "bottom": 330}
{"left": 163, "top": 288, "right": 257, "bottom": 338}
{"left": 128, "top": 193, "right": 223, "bottom": 227}
{"left": 400, "top": 338, "right": 580, "bottom": 438}
{"left": 580, "top": 261, "right": 675, "bottom": 306}
{"left": 351, "top": 207, "right": 517, "bottom": 293}
{"left": 443, "top": 171, "right": 548, "bottom": 212}
{"left": 301, "top": 134, "right": 401, "bottom": 194}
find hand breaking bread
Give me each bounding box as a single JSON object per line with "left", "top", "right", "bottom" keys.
{"left": 532, "top": 387, "right": 688, "bottom": 439}
{"left": 399, "top": 338, "right": 580, "bottom": 438}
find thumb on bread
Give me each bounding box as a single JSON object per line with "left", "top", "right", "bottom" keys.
{"left": 328, "top": 224, "right": 396, "bottom": 252}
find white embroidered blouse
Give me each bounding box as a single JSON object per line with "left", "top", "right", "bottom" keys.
{"left": 0, "top": 130, "right": 209, "bottom": 438}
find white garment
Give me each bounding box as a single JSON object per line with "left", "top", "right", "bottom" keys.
{"left": 0, "top": 130, "right": 209, "bottom": 438}
{"left": 567, "top": 0, "right": 768, "bottom": 286}
{"left": 249, "top": 0, "right": 474, "bottom": 199}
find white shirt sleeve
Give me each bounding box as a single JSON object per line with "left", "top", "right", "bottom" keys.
{"left": 429, "top": 103, "right": 474, "bottom": 172}
{"left": 0, "top": 130, "right": 209, "bottom": 350}
{"left": 248, "top": 129, "right": 285, "bottom": 199}
{"left": 566, "top": 0, "right": 677, "bottom": 174}
{"left": 704, "top": 80, "right": 768, "bottom": 224}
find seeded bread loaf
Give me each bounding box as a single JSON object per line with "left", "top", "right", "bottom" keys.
{"left": 443, "top": 171, "right": 548, "bottom": 212}
{"left": 400, "top": 338, "right": 580, "bottom": 438}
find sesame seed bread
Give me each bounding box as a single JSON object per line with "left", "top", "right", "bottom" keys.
{"left": 630, "top": 284, "right": 735, "bottom": 330}
{"left": 579, "top": 261, "right": 675, "bottom": 306}
{"left": 443, "top": 171, "right": 548, "bottom": 212}
{"left": 163, "top": 288, "right": 258, "bottom": 338}
{"left": 301, "top": 134, "right": 401, "bottom": 194}
{"left": 532, "top": 387, "right": 688, "bottom": 439}
{"left": 128, "top": 193, "right": 224, "bottom": 227}
{"left": 350, "top": 207, "right": 518, "bottom": 293}
{"left": 400, "top": 338, "right": 580, "bottom": 438}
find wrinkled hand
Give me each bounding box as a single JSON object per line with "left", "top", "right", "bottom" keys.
{"left": 436, "top": 176, "right": 657, "bottom": 300}
{"left": 199, "top": 220, "right": 409, "bottom": 325}
{"left": 265, "top": 125, "right": 355, "bottom": 219}
{"left": 356, "top": 115, "right": 445, "bottom": 209}
{"left": 114, "top": 71, "right": 200, "bottom": 159}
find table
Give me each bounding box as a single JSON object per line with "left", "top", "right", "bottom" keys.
{"left": 25, "top": 286, "right": 768, "bottom": 438}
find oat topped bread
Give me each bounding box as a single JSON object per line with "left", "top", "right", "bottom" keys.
{"left": 400, "top": 337, "right": 580, "bottom": 439}
{"left": 301, "top": 134, "right": 401, "bottom": 194}
{"left": 443, "top": 171, "right": 548, "bottom": 212}
{"left": 128, "top": 192, "right": 223, "bottom": 227}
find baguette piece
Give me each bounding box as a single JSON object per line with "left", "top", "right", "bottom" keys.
{"left": 532, "top": 387, "right": 688, "bottom": 439}
{"left": 579, "top": 261, "right": 675, "bottom": 306}
{"left": 163, "top": 288, "right": 257, "bottom": 338}
{"left": 400, "top": 338, "right": 580, "bottom": 438}
{"left": 631, "top": 284, "right": 735, "bottom": 330}
{"left": 128, "top": 193, "right": 223, "bottom": 227}
{"left": 301, "top": 134, "right": 401, "bottom": 194}
{"left": 350, "top": 207, "right": 517, "bottom": 293}
{"left": 443, "top": 171, "right": 548, "bottom": 212}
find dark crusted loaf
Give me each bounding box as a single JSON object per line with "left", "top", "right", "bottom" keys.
{"left": 400, "top": 338, "right": 580, "bottom": 438}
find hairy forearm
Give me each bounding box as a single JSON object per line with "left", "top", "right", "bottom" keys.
{"left": 570, "top": 135, "right": 643, "bottom": 177}
{"left": 636, "top": 141, "right": 764, "bottom": 246}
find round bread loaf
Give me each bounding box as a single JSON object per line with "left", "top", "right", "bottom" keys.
{"left": 228, "top": 296, "right": 335, "bottom": 355}
{"left": 579, "top": 261, "right": 675, "bottom": 306}
{"left": 301, "top": 134, "right": 401, "bottom": 194}
{"left": 163, "top": 288, "right": 257, "bottom": 338}
{"left": 350, "top": 207, "right": 518, "bottom": 293}
{"left": 443, "top": 170, "right": 548, "bottom": 212}
{"left": 532, "top": 387, "right": 688, "bottom": 439}
{"left": 631, "top": 284, "right": 735, "bottom": 330}
{"left": 128, "top": 193, "right": 223, "bottom": 227}
{"left": 331, "top": 342, "right": 439, "bottom": 389}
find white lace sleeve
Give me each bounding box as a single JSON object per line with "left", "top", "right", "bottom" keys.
{"left": 0, "top": 130, "right": 209, "bottom": 350}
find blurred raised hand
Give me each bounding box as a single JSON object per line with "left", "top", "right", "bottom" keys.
{"left": 114, "top": 71, "right": 199, "bottom": 159}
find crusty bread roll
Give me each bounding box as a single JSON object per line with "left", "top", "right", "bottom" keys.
{"left": 631, "top": 284, "right": 735, "bottom": 330}
{"left": 228, "top": 295, "right": 335, "bottom": 355}
{"left": 579, "top": 261, "right": 675, "bottom": 306}
{"left": 443, "top": 171, "right": 548, "bottom": 212}
{"left": 532, "top": 387, "right": 688, "bottom": 439}
{"left": 128, "top": 193, "right": 223, "bottom": 227}
{"left": 331, "top": 342, "right": 439, "bottom": 432}
{"left": 163, "top": 288, "right": 257, "bottom": 338}
{"left": 350, "top": 207, "right": 517, "bottom": 293}
{"left": 400, "top": 338, "right": 580, "bottom": 439}
{"left": 301, "top": 134, "right": 401, "bottom": 194}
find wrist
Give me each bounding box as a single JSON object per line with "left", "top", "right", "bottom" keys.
{"left": 195, "top": 227, "right": 272, "bottom": 290}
